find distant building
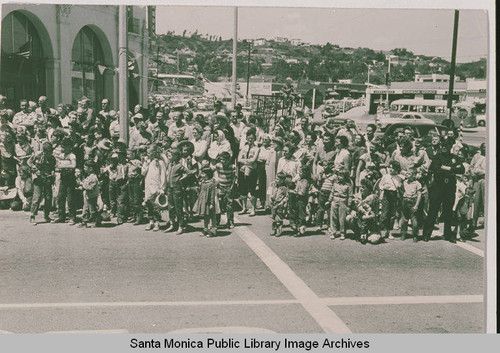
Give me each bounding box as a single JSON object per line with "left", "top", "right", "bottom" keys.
{"left": 415, "top": 74, "right": 458, "bottom": 83}
{"left": 274, "top": 37, "right": 288, "bottom": 43}
{"left": 365, "top": 81, "right": 472, "bottom": 114}
{"left": 1, "top": 4, "right": 149, "bottom": 110}
{"left": 338, "top": 79, "right": 353, "bottom": 84}
{"left": 253, "top": 38, "right": 267, "bottom": 46}
{"left": 290, "top": 38, "right": 302, "bottom": 46}
{"left": 464, "top": 78, "right": 487, "bottom": 102}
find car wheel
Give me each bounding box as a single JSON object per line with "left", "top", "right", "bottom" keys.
{"left": 478, "top": 121, "right": 486, "bottom": 127}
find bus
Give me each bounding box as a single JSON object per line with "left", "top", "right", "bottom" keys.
{"left": 389, "top": 99, "right": 479, "bottom": 127}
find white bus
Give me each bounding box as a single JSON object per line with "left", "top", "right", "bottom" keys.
{"left": 389, "top": 99, "right": 478, "bottom": 127}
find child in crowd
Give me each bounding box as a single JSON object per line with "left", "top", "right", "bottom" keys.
{"left": 378, "top": 160, "right": 402, "bottom": 239}
{"left": 453, "top": 173, "right": 475, "bottom": 242}
{"left": 295, "top": 164, "right": 312, "bottom": 236}
{"left": 351, "top": 178, "right": 378, "bottom": 244}
{"left": 142, "top": 145, "right": 166, "bottom": 232}
{"left": 315, "top": 160, "right": 335, "bottom": 231}
{"left": 165, "top": 148, "right": 189, "bottom": 234}
{"left": 400, "top": 167, "right": 422, "bottom": 242}
{"left": 128, "top": 148, "right": 145, "bottom": 225}
{"left": 329, "top": 169, "right": 352, "bottom": 240}
{"left": 193, "top": 166, "right": 220, "bottom": 237}
{"left": 268, "top": 172, "right": 289, "bottom": 237}
{"left": 77, "top": 161, "right": 101, "bottom": 228}
{"left": 214, "top": 151, "right": 236, "bottom": 229}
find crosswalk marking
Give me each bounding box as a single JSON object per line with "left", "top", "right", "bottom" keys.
{"left": 233, "top": 218, "right": 352, "bottom": 334}
{"left": 455, "top": 242, "right": 484, "bottom": 257}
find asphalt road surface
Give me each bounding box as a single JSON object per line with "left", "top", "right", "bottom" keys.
{"left": 0, "top": 208, "right": 485, "bottom": 334}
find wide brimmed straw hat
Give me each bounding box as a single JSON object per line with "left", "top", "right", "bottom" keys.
{"left": 154, "top": 193, "right": 169, "bottom": 209}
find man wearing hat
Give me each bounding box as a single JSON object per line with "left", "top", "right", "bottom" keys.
{"left": 52, "top": 137, "right": 77, "bottom": 224}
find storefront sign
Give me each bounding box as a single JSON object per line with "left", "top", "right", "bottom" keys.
{"left": 402, "top": 90, "right": 437, "bottom": 94}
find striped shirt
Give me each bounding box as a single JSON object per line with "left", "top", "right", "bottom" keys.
{"left": 216, "top": 164, "right": 236, "bottom": 189}
{"left": 321, "top": 174, "right": 335, "bottom": 192}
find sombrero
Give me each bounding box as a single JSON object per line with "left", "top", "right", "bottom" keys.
{"left": 154, "top": 193, "right": 169, "bottom": 209}
{"left": 177, "top": 140, "right": 194, "bottom": 156}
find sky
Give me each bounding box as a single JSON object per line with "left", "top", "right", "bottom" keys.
{"left": 155, "top": 7, "right": 488, "bottom": 63}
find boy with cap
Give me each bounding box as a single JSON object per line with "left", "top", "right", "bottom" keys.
{"left": 52, "top": 137, "right": 77, "bottom": 224}
{"left": 28, "top": 141, "right": 56, "bottom": 224}
{"left": 165, "top": 148, "right": 190, "bottom": 234}
{"left": 77, "top": 161, "right": 101, "bottom": 228}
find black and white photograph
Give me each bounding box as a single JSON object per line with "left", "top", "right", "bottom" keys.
{"left": 0, "top": 0, "right": 495, "bottom": 337}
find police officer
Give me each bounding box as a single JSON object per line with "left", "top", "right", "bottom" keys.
{"left": 422, "top": 140, "right": 465, "bottom": 242}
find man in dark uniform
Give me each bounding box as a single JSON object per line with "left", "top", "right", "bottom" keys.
{"left": 422, "top": 140, "right": 465, "bottom": 242}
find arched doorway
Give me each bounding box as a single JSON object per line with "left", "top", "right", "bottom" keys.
{"left": 71, "top": 26, "right": 104, "bottom": 110}
{"left": 1, "top": 11, "right": 46, "bottom": 108}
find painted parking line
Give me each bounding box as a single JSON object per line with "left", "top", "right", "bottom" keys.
{"left": 0, "top": 299, "right": 298, "bottom": 309}
{"left": 455, "top": 242, "right": 484, "bottom": 257}
{"left": 233, "top": 218, "right": 351, "bottom": 334}
{"left": 322, "top": 294, "right": 483, "bottom": 306}
{"left": 0, "top": 294, "right": 483, "bottom": 310}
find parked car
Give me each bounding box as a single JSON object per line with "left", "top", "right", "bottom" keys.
{"left": 377, "top": 112, "right": 429, "bottom": 131}
{"left": 476, "top": 114, "right": 486, "bottom": 127}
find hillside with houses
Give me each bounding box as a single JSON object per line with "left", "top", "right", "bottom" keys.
{"left": 149, "top": 32, "right": 487, "bottom": 85}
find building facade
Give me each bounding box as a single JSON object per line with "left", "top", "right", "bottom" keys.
{"left": 1, "top": 4, "right": 149, "bottom": 111}
{"left": 365, "top": 80, "right": 487, "bottom": 114}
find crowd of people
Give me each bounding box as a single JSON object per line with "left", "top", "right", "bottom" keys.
{"left": 0, "top": 93, "right": 486, "bottom": 243}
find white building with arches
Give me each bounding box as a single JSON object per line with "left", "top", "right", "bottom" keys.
{"left": 1, "top": 4, "right": 149, "bottom": 111}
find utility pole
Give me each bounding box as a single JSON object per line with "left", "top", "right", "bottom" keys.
{"left": 385, "top": 55, "right": 392, "bottom": 107}
{"left": 118, "top": 5, "right": 129, "bottom": 143}
{"left": 246, "top": 40, "right": 251, "bottom": 106}
{"left": 231, "top": 7, "right": 238, "bottom": 108}
{"left": 447, "top": 10, "right": 459, "bottom": 121}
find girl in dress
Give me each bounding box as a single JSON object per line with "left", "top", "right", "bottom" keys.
{"left": 193, "top": 166, "right": 220, "bottom": 237}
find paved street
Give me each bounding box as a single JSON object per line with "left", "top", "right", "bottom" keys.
{"left": 0, "top": 209, "right": 485, "bottom": 334}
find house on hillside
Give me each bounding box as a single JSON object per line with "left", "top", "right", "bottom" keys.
{"left": 254, "top": 38, "right": 267, "bottom": 46}
{"left": 274, "top": 37, "right": 288, "bottom": 43}
{"left": 290, "top": 38, "right": 302, "bottom": 46}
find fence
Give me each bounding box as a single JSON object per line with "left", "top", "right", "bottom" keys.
{"left": 251, "top": 93, "right": 303, "bottom": 132}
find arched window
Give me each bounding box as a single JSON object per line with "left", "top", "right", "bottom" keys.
{"left": 71, "top": 26, "right": 104, "bottom": 109}
{"left": 1, "top": 11, "right": 46, "bottom": 106}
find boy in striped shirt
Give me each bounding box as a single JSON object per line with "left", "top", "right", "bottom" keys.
{"left": 215, "top": 151, "right": 236, "bottom": 229}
